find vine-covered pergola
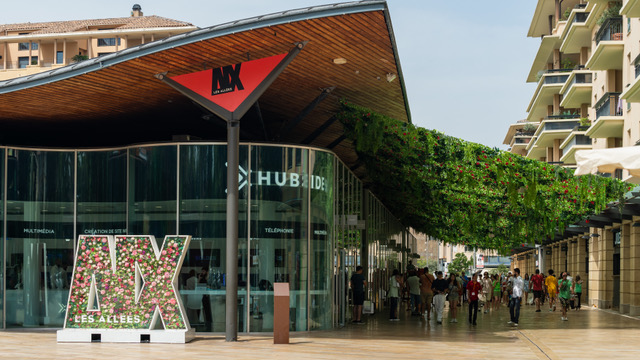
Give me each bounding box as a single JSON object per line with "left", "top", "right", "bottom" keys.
{"left": 338, "top": 101, "right": 630, "bottom": 254}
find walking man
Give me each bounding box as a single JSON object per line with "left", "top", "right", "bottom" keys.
{"left": 508, "top": 268, "right": 524, "bottom": 326}
{"left": 558, "top": 272, "right": 572, "bottom": 321}
{"left": 431, "top": 271, "right": 448, "bottom": 324}
{"left": 467, "top": 272, "right": 482, "bottom": 325}
{"left": 419, "top": 267, "right": 434, "bottom": 320}
{"left": 530, "top": 269, "right": 544, "bottom": 312}
{"left": 350, "top": 266, "right": 367, "bottom": 323}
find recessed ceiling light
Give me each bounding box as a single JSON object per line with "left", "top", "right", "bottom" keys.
{"left": 333, "top": 57, "right": 347, "bottom": 65}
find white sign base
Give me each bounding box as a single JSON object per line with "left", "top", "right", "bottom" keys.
{"left": 56, "top": 328, "right": 196, "bottom": 343}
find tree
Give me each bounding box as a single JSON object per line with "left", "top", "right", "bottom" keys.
{"left": 490, "top": 264, "right": 509, "bottom": 276}
{"left": 447, "top": 253, "right": 473, "bottom": 275}
{"left": 416, "top": 257, "right": 437, "bottom": 271}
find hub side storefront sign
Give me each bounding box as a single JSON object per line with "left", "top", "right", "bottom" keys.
{"left": 57, "top": 235, "right": 193, "bottom": 343}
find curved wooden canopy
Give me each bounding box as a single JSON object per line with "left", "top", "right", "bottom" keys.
{"left": 0, "top": 1, "right": 410, "bottom": 179}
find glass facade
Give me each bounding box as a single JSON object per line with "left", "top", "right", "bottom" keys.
{"left": 0, "top": 143, "right": 414, "bottom": 331}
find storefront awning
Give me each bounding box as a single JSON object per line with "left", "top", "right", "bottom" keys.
{"left": 575, "top": 146, "right": 640, "bottom": 177}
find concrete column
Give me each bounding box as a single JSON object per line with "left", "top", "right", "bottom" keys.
{"left": 590, "top": 228, "right": 613, "bottom": 309}
{"left": 53, "top": 40, "right": 57, "bottom": 64}
{"left": 576, "top": 236, "right": 588, "bottom": 304}
{"left": 567, "top": 238, "right": 576, "bottom": 275}
{"left": 544, "top": 246, "right": 552, "bottom": 274}
{"left": 580, "top": 47, "right": 589, "bottom": 65}
{"left": 2, "top": 42, "right": 6, "bottom": 70}
{"left": 621, "top": 223, "right": 631, "bottom": 314}
{"left": 553, "top": 94, "right": 561, "bottom": 115}
{"left": 88, "top": 37, "right": 92, "bottom": 58}
{"left": 560, "top": 241, "right": 568, "bottom": 273}
{"left": 553, "top": 48, "right": 561, "bottom": 69}
{"left": 629, "top": 218, "right": 640, "bottom": 315}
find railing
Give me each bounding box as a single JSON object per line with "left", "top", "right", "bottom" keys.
{"left": 564, "top": 135, "right": 592, "bottom": 153}
{"left": 543, "top": 74, "right": 570, "bottom": 84}
{"left": 546, "top": 114, "right": 580, "bottom": 120}
{"left": 570, "top": 72, "right": 592, "bottom": 86}
{"left": 573, "top": 12, "right": 589, "bottom": 23}
{"left": 541, "top": 119, "right": 580, "bottom": 131}
{"left": 514, "top": 137, "right": 532, "bottom": 145}
{"left": 595, "top": 92, "right": 623, "bottom": 119}
{"left": 546, "top": 68, "right": 573, "bottom": 73}
{"left": 575, "top": 4, "right": 587, "bottom": 10}
{"left": 595, "top": 17, "right": 623, "bottom": 45}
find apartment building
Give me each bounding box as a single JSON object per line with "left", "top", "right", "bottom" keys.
{"left": 0, "top": 4, "right": 197, "bottom": 81}
{"left": 503, "top": 1, "right": 635, "bottom": 178}
{"left": 508, "top": 0, "right": 640, "bottom": 316}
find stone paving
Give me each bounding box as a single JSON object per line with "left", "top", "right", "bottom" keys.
{"left": 1, "top": 302, "right": 639, "bottom": 359}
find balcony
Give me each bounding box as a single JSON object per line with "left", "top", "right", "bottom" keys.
{"left": 560, "top": 9, "right": 592, "bottom": 54}
{"left": 586, "top": 17, "right": 623, "bottom": 70}
{"left": 560, "top": 133, "right": 592, "bottom": 164}
{"left": 621, "top": 0, "right": 640, "bottom": 18}
{"left": 560, "top": 70, "right": 593, "bottom": 107}
{"left": 526, "top": 70, "right": 571, "bottom": 122}
{"left": 526, "top": 117, "right": 580, "bottom": 159}
{"left": 587, "top": 92, "right": 624, "bottom": 138}
{"left": 621, "top": 53, "right": 640, "bottom": 103}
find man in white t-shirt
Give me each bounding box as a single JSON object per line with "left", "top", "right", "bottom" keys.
{"left": 508, "top": 268, "right": 524, "bottom": 326}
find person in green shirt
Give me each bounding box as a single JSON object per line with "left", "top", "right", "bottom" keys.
{"left": 558, "top": 272, "right": 572, "bottom": 321}
{"left": 572, "top": 274, "right": 583, "bottom": 310}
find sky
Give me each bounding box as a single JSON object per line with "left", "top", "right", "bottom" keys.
{"left": 0, "top": 0, "right": 542, "bottom": 149}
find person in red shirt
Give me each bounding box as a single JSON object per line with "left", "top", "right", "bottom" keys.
{"left": 467, "top": 272, "right": 483, "bottom": 325}
{"left": 530, "top": 269, "right": 544, "bottom": 312}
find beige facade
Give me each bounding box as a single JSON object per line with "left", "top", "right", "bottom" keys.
{"left": 509, "top": 1, "right": 640, "bottom": 316}
{"left": 0, "top": 5, "right": 196, "bottom": 81}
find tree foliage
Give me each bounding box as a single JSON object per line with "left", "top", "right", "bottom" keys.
{"left": 447, "top": 253, "right": 473, "bottom": 275}
{"left": 337, "top": 101, "right": 630, "bottom": 254}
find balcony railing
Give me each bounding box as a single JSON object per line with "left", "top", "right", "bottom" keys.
{"left": 595, "top": 92, "right": 622, "bottom": 119}
{"left": 595, "top": 17, "right": 623, "bottom": 45}
{"left": 564, "top": 135, "right": 592, "bottom": 153}
{"left": 570, "top": 72, "right": 592, "bottom": 87}
{"left": 546, "top": 114, "right": 580, "bottom": 120}
{"left": 514, "top": 137, "right": 532, "bottom": 145}
{"left": 541, "top": 119, "right": 580, "bottom": 131}
{"left": 543, "top": 74, "right": 570, "bottom": 84}
{"left": 573, "top": 12, "right": 589, "bottom": 23}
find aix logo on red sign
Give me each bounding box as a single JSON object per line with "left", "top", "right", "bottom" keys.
{"left": 63, "top": 235, "right": 191, "bottom": 330}
{"left": 170, "top": 53, "right": 287, "bottom": 113}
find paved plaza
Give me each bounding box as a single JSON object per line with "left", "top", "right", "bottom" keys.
{"left": 1, "top": 302, "right": 639, "bottom": 359}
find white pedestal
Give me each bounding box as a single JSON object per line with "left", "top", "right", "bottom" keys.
{"left": 56, "top": 328, "right": 196, "bottom": 343}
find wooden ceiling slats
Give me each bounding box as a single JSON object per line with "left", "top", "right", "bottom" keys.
{"left": 0, "top": 10, "right": 409, "bottom": 180}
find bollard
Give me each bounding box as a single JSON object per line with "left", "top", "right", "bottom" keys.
{"left": 273, "top": 282, "right": 290, "bottom": 344}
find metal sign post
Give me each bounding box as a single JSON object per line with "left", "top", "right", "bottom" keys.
{"left": 155, "top": 42, "right": 306, "bottom": 341}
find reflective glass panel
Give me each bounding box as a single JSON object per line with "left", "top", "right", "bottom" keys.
{"left": 250, "top": 146, "right": 308, "bottom": 331}
{"left": 77, "top": 150, "right": 127, "bottom": 236}
{"left": 178, "top": 144, "right": 249, "bottom": 332}
{"left": 5, "top": 149, "right": 75, "bottom": 328}
{"left": 128, "top": 145, "right": 177, "bottom": 241}
{"left": 309, "top": 150, "right": 334, "bottom": 330}
{"left": 0, "top": 148, "right": 4, "bottom": 328}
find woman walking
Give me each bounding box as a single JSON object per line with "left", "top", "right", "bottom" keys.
{"left": 448, "top": 274, "right": 461, "bottom": 323}
{"left": 492, "top": 274, "right": 501, "bottom": 311}
{"left": 388, "top": 269, "right": 402, "bottom": 321}
{"left": 558, "top": 272, "right": 572, "bottom": 321}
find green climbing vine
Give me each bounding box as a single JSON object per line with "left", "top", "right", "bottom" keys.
{"left": 337, "top": 100, "right": 630, "bottom": 254}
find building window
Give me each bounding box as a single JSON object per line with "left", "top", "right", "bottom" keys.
{"left": 17, "top": 56, "right": 38, "bottom": 68}
{"left": 56, "top": 51, "right": 63, "bottom": 64}
{"left": 97, "top": 38, "right": 121, "bottom": 47}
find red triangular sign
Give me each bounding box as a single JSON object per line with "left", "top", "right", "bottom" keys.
{"left": 170, "top": 53, "right": 287, "bottom": 113}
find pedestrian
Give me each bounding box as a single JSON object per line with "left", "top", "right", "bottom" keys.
{"left": 350, "top": 266, "right": 367, "bottom": 323}
{"left": 523, "top": 273, "right": 530, "bottom": 305}
{"left": 431, "top": 271, "right": 448, "bottom": 324}
{"left": 508, "top": 268, "right": 524, "bottom": 326}
{"left": 448, "top": 273, "right": 461, "bottom": 323}
{"left": 419, "top": 267, "right": 434, "bottom": 320}
{"left": 558, "top": 272, "right": 572, "bottom": 321}
{"left": 545, "top": 269, "right": 558, "bottom": 312}
{"left": 388, "top": 269, "right": 402, "bottom": 321}
{"left": 492, "top": 274, "right": 501, "bottom": 311}
{"left": 572, "top": 274, "right": 583, "bottom": 310}
{"left": 482, "top": 272, "right": 493, "bottom": 313}
{"left": 530, "top": 269, "right": 544, "bottom": 312}
{"left": 460, "top": 271, "right": 469, "bottom": 304}
{"left": 407, "top": 270, "right": 421, "bottom": 316}
{"left": 467, "top": 273, "right": 482, "bottom": 325}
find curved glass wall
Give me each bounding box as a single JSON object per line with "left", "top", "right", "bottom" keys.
{"left": 0, "top": 143, "right": 412, "bottom": 331}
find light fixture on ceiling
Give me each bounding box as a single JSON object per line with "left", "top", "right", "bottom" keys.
{"left": 332, "top": 57, "right": 347, "bottom": 65}
{"left": 386, "top": 73, "right": 396, "bottom": 82}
